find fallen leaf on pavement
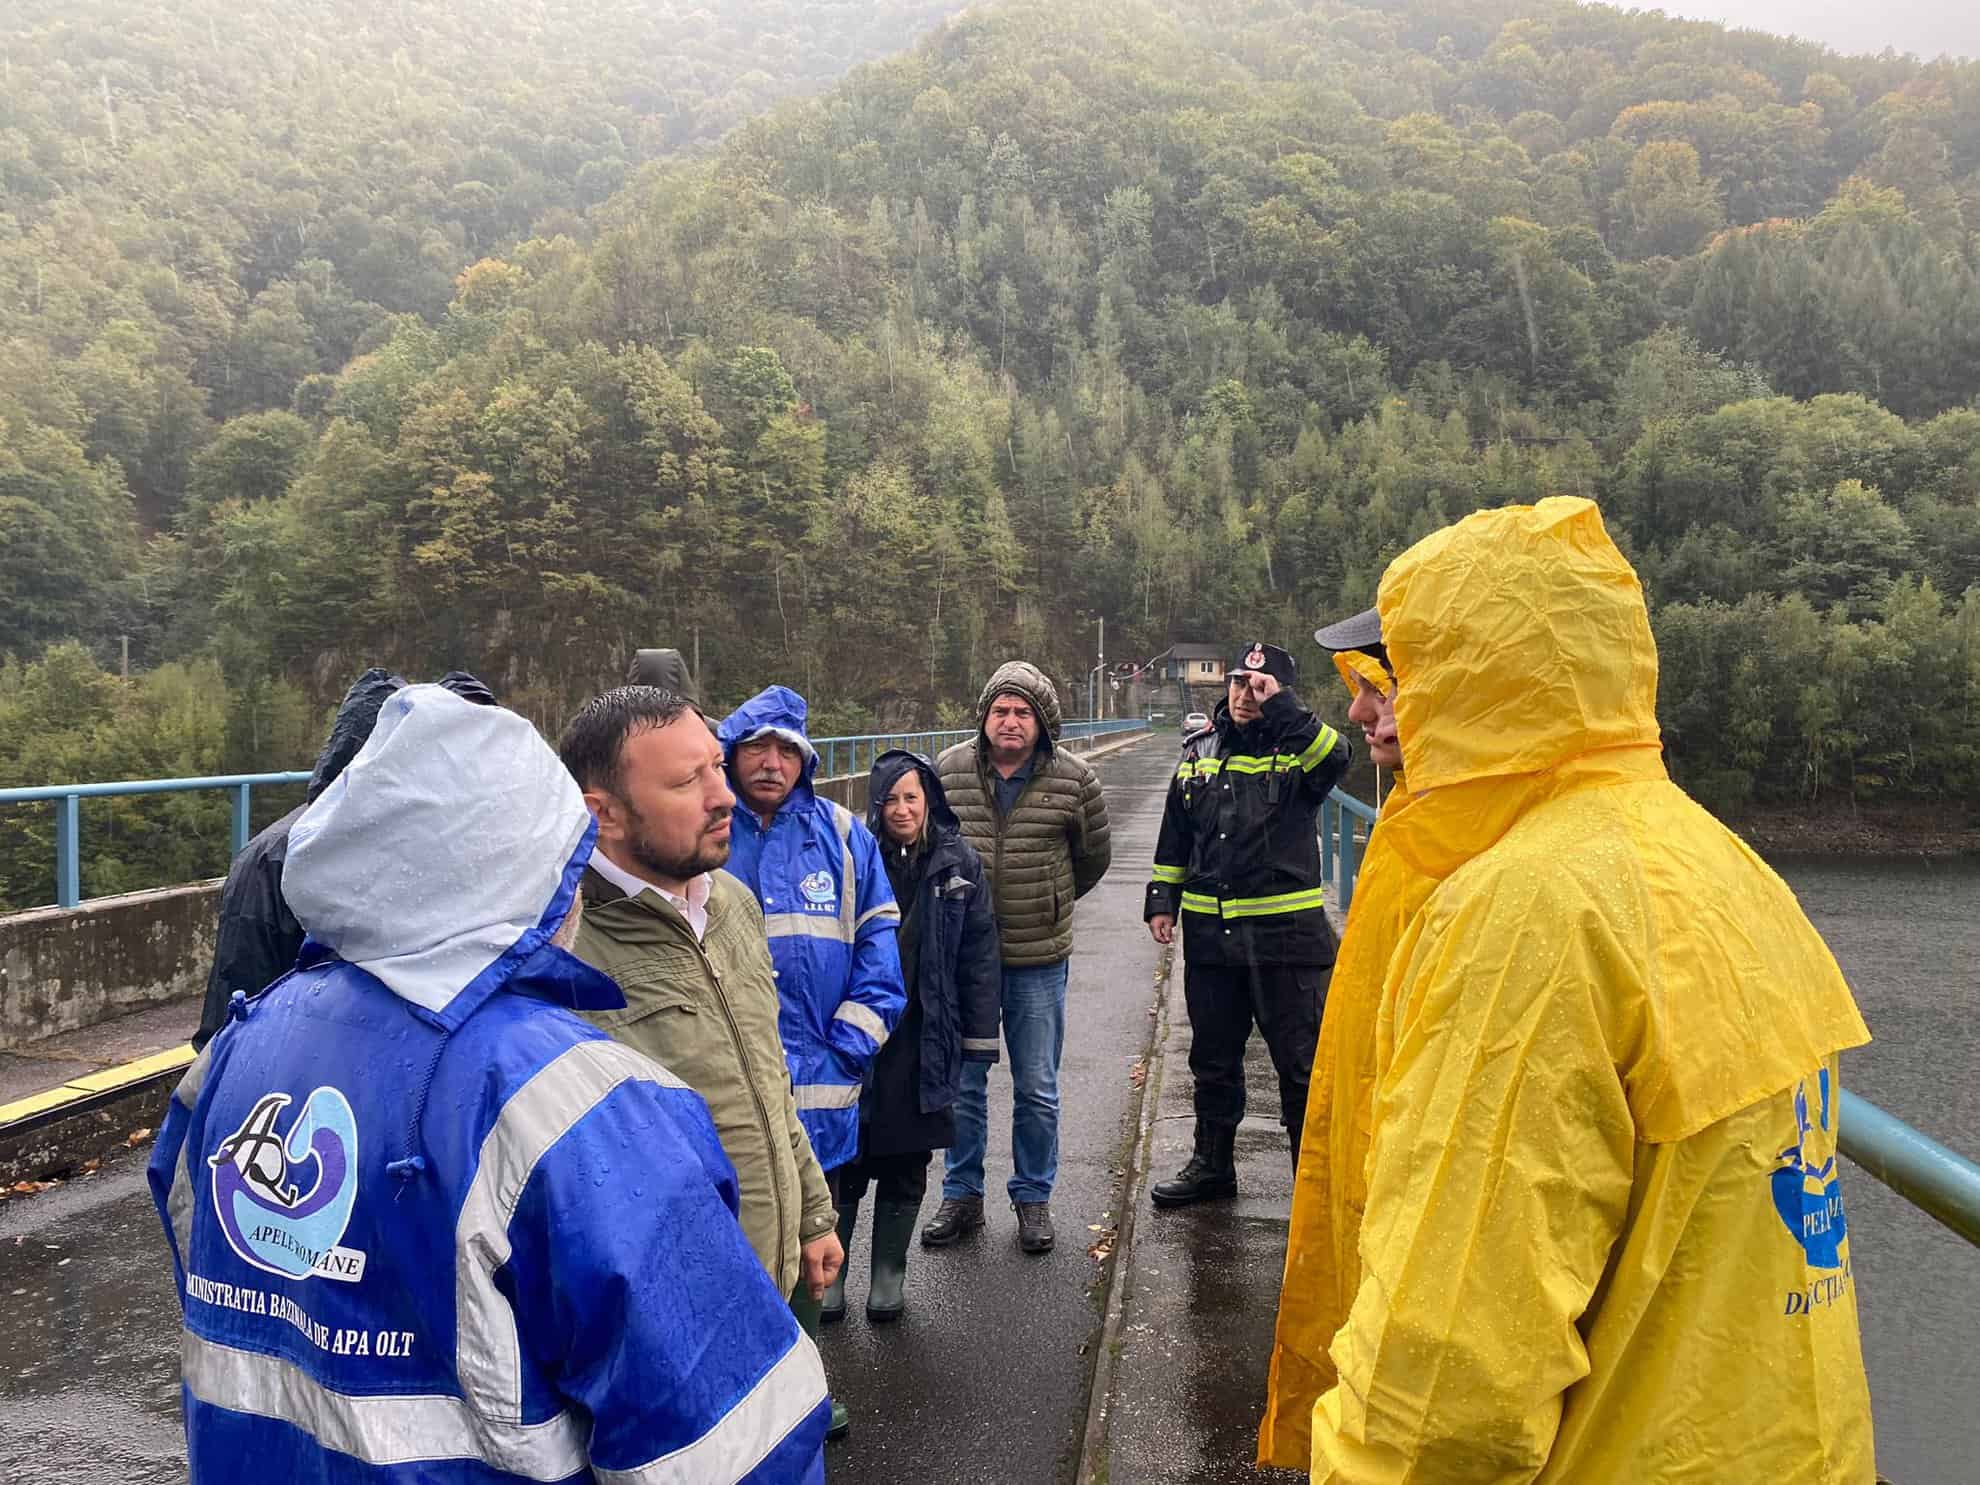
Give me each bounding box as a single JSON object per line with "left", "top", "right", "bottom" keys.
{"left": 125, "top": 1127, "right": 154, "bottom": 1147}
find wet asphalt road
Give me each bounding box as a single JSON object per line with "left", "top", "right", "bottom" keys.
{"left": 1099, "top": 966, "right": 1305, "bottom": 1485}
{"left": 0, "top": 736, "right": 1175, "bottom": 1485}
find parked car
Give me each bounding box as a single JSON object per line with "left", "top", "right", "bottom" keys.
{"left": 1181, "top": 711, "right": 1210, "bottom": 735}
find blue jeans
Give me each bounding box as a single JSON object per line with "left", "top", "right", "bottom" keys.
{"left": 944, "top": 960, "right": 1069, "bottom": 1205}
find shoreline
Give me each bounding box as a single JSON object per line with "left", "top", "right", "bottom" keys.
{"left": 1726, "top": 803, "right": 1980, "bottom": 860}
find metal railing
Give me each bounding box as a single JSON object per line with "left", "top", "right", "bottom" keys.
{"left": 1838, "top": 1091, "right": 1980, "bottom": 1247}
{"left": 1320, "top": 786, "right": 1380, "bottom": 911}
{"left": 0, "top": 772, "right": 314, "bottom": 908}
{"left": 0, "top": 719, "right": 1152, "bottom": 910}
{"left": 813, "top": 718, "right": 1147, "bottom": 780}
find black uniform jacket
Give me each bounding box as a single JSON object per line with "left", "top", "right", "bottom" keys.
{"left": 1143, "top": 688, "right": 1352, "bottom": 967}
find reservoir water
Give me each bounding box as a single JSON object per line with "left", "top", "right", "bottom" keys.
{"left": 1773, "top": 855, "right": 1980, "bottom": 1485}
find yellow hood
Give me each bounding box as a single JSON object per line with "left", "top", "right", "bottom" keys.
{"left": 1380, "top": 497, "right": 1660, "bottom": 794}
{"left": 1304, "top": 498, "right": 1874, "bottom": 1485}
{"left": 1331, "top": 649, "right": 1390, "bottom": 702}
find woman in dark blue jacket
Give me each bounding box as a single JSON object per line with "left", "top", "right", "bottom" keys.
{"left": 825, "top": 750, "right": 1002, "bottom": 1323}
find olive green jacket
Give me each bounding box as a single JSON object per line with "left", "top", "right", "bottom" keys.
{"left": 937, "top": 661, "right": 1113, "bottom": 967}
{"left": 573, "top": 866, "right": 837, "bottom": 1297}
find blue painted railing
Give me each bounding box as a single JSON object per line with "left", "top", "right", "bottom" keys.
{"left": 1320, "top": 787, "right": 1380, "bottom": 911}
{"left": 1838, "top": 1091, "right": 1980, "bottom": 1247}
{"left": 0, "top": 772, "right": 315, "bottom": 908}
{"left": 0, "top": 719, "right": 1151, "bottom": 910}
{"left": 812, "top": 718, "right": 1147, "bottom": 782}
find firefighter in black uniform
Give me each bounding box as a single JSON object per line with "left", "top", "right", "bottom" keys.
{"left": 1143, "top": 641, "right": 1352, "bottom": 1206}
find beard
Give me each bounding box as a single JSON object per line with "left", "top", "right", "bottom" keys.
{"left": 624, "top": 801, "right": 732, "bottom": 882}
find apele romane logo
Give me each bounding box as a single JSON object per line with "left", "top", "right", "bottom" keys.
{"left": 1770, "top": 1068, "right": 1849, "bottom": 1272}
{"left": 209, "top": 1086, "right": 366, "bottom": 1283}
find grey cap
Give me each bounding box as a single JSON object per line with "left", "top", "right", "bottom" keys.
{"left": 1313, "top": 607, "right": 1382, "bottom": 653}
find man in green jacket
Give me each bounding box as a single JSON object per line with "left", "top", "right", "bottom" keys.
{"left": 557, "top": 685, "right": 852, "bottom": 1440}
{"left": 926, "top": 661, "right": 1113, "bottom": 1256}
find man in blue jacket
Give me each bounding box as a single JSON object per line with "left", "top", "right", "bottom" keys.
{"left": 149, "top": 684, "right": 829, "bottom": 1484}
{"left": 717, "top": 688, "right": 906, "bottom": 1320}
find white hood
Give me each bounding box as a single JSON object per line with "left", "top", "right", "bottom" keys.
{"left": 283, "top": 684, "right": 592, "bottom": 1019}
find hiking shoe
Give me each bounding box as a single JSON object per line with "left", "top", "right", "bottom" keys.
{"left": 920, "top": 1194, "right": 984, "bottom": 1247}
{"left": 1014, "top": 1200, "right": 1055, "bottom": 1254}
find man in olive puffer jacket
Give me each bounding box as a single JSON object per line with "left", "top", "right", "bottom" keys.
{"left": 926, "top": 661, "right": 1112, "bottom": 1255}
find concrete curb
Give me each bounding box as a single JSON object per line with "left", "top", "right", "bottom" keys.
{"left": 1076, "top": 936, "right": 1176, "bottom": 1485}
{"left": 1076, "top": 730, "right": 1154, "bottom": 766}
{"left": 0, "top": 1048, "right": 187, "bottom": 1185}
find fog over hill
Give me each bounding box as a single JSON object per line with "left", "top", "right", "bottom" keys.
{"left": 1647, "top": 0, "right": 1980, "bottom": 61}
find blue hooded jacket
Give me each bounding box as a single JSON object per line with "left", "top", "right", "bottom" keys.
{"left": 149, "top": 686, "right": 828, "bottom": 1484}
{"left": 717, "top": 686, "right": 905, "bottom": 1171}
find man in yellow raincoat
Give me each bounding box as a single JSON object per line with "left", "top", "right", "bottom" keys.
{"left": 1296, "top": 497, "right": 1876, "bottom": 1482}
{"left": 1257, "top": 614, "right": 1439, "bottom": 1472}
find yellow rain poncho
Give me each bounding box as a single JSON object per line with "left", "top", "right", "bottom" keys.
{"left": 1303, "top": 498, "right": 1876, "bottom": 1482}
{"left": 1258, "top": 655, "right": 1434, "bottom": 1470}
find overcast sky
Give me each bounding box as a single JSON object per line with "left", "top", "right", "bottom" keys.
{"left": 1638, "top": 0, "right": 1979, "bottom": 61}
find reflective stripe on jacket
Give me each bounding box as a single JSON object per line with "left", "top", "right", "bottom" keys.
{"left": 1144, "top": 688, "right": 1351, "bottom": 966}
{"left": 719, "top": 687, "right": 905, "bottom": 1172}
{"left": 149, "top": 687, "right": 828, "bottom": 1483}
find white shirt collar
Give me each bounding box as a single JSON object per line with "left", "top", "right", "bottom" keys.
{"left": 588, "top": 845, "right": 711, "bottom": 941}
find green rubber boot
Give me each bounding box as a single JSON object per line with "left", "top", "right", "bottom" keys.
{"left": 820, "top": 1200, "right": 858, "bottom": 1324}
{"left": 787, "top": 1284, "right": 849, "bottom": 1441}
{"left": 865, "top": 1199, "right": 919, "bottom": 1323}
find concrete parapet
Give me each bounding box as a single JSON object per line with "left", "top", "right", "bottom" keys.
{"left": 0, "top": 882, "right": 221, "bottom": 1052}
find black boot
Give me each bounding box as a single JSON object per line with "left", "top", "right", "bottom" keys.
{"left": 1150, "top": 1126, "right": 1238, "bottom": 1208}
{"left": 865, "top": 1199, "right": 917, "bottom": 1322}
{"left": 821, "top": 1199, "right": 858, "bottom": 1323}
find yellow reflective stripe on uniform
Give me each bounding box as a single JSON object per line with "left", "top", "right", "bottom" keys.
{"left": 1222, "top": 887, "right": 1327, "bottom": 918}
{"left": 1218, "top": 754, "right": 1301, "bottom": 774}
{"left": 1180, "top": 734, "right": 1339, "bottom": 779}
{"left": 1150, "top": 864, "right": 1188, "bottom": 884}
{"left": 1297, "top": 724, "right": 1342, "bottom": 771}
{"left": 1178, "top": 888, "right": 1327, "bottom": 918}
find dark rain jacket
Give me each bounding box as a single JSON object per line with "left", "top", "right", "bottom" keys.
{"left": 861, "top": 751, "right": 1003, "bottom": 1156}
{"left": 1144, "top": 688, "right": 1352, "bottom": 967}
{"left": 935, "top": 662, "right": 1112, "bottom": 968}
{"left": 192, "top": 668, "right": 405, "bottom": 1050}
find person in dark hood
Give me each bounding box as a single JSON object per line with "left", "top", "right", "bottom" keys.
{"left": 627, "top": 647, "right": 696, "bottom": 700}
{"left": 436, "top": 669, "right": 498, "bottom": 708}
{"left": 819, "top": 751, "right": 1002, "bottom": 1325}
{"left": 192, "top": 667, "right": 497, "bottom": 1049}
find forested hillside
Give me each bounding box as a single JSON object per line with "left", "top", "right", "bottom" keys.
{"left": 6, "top": 0, "right": 1980, "bottom": 905}
{"left": 0, "top": 0, "right": 966, "bottom": 531}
